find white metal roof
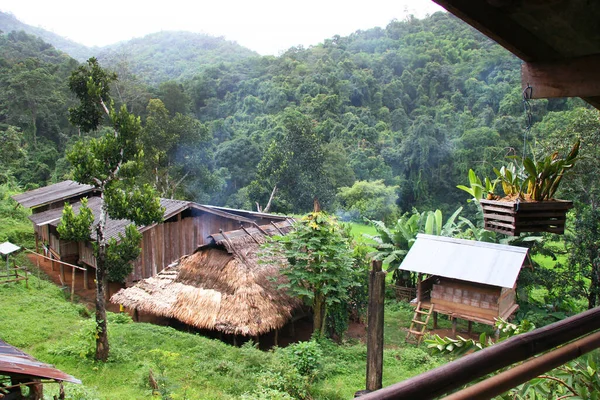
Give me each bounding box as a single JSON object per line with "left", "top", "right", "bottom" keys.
{"left": 399, "top": 234, "right": 528, "bottom": 288}
{"left": 0, "top": 242, "right": 20, "bottom": 256}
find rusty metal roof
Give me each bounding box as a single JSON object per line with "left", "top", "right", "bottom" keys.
{"left": 0, "top": 339, "right": 81, "bottom": 384}
{"left": 399, "top": 234, "right": 528, "bottom": 288}
{"left": 11, "top": 180, "right": 95, "bottom": 209}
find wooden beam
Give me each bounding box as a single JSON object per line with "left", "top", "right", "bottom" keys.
{"left": 366, "top": 260, "right": 386, "bottom": 392}
{"left": 358, "top": 306, "right": 600, "bottom": 400}
{"left": 522, "top": 54, "right": 600, "bottom": 98}
{"left": 433, "top": 0, "right": 561, "bottom": 62}
{"left": 444, "top": 330, "right": 600, "bottom": 400}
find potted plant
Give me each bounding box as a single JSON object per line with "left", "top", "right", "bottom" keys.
{"left": 458, "top": 140, "right": 579, "bottom": 235}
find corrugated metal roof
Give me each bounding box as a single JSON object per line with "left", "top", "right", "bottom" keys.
{"left": 399, "top": 234, "right": 528, "bottom": 288}
{"left": 0, "top": 339, "right": 81, "bottom": 383}
{"left": 202, "top": 205, "right": 289, "bottom": 221}
{"left": 11, "top": 180, "right": 95, "bottom": 209}
{"left": 0, "top": 242, "right": 20, "bottom": 255}
{"left": 28, "top": 196, "right": 261, "bottom": 242}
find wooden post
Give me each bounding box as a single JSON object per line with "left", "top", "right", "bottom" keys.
{"left": 71, "top": 266, "right": 76, "bottom": 302}
{"left": 83, "top": 265, "right": 89, "bottom": 290}
{"left": 468, "top": 321, "right": 473, "bottom": 334}
{"left": 59, "top": 262, "right": 65, "bottom": 284}
{"left": 433, "top": 312, "right": 438, "bottom": 329}
{"left": 452, "top": 318, "right": 458, "bottom": 337}
{"left": 366, "top": 260, "right": 386, "bottom": 392}
{"left": 134, "top": 308, "right": 139, "bottom": 322}
{"left": 274, "top": 329, "right": 279, "bottom": 347}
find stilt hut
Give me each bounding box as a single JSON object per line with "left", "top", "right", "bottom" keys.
{"left": 401, "top": 234, "right": 528, "bottom": 336}
{"left": 111, "top": 221, "right": 303, "bottom": 343}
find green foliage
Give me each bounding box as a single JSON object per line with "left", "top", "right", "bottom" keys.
{"left": 425, "top": 318, "right": 535, "bottom": 357}
{"left": 337, "top": 179, "right": 399, "bottom": 222}
{"left": 267, "top": 211, "right": 358, "bottom": 336}
{"left": 367, "top": 207, "right": 463, "bottom": 286}
{"left": 456, "top": 169, "right": 497, "bottom": 202}
{"left": 281, "top": 340, "right": 323, "bottom": 378}
{"left": 68, "top": 57, "right": 116, "bottom": 133}
{"left": 104, "top": 224, "right": 143, "bottom": 282}
{"left": 57, "top": 198, "right": 94, "bottom": 241}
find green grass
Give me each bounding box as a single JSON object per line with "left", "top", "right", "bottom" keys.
{"left": 0, "top": 258, "right": 457, "bottom": 399}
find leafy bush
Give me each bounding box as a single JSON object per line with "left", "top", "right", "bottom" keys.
{"left": 281, "top": 340, "right": 323, "bottom": 378}
{"left": 399, "top": 347, "right": 435, "bottom": 370}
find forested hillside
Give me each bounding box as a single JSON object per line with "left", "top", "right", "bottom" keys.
{"left": 0, "top": 11, "right": 92, "bottom": 60}
{"left": 0, "top": 12, "right": 589, "bottom": 216}
{"left": 96, "top": 31, "right": 259, "bottom": 85}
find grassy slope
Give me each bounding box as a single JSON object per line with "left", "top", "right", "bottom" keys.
{"left": 0, "top": 256, "right": 450, "bottom": 399}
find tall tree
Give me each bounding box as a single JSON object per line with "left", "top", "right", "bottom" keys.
{"left": 61, "top": 58, "right": 163, "bottom": 361}
{"left": 268, "top": 211, "right": 357, "bottom": 337}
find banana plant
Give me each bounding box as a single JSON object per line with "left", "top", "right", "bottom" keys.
{"left": 366, "top": 207, "right": 463, "bottom": 287}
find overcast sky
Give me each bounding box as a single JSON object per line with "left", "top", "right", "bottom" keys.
{"left": 0, "top": 0, "right": 444, "bottom": 55}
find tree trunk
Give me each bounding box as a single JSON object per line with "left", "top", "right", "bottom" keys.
{"left": 589, "top": 259, "right": 600, "bottom": 309}
{"left": 313, "top": 293, "right": 326, "bottom": 337}
{"left": 95, "top": 194, "right": 110, "bottom": 362}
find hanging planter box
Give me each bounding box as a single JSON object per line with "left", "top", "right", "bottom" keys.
{"left": 480, "top": 199, "right": 573, "bottom": 236}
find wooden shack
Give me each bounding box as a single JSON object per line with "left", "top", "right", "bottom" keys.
{"left": 0, "top": 338, "right": 80, "bottom": 399}
{"left": 12, "top": 181, "right": 291, "bottom": 289}
{"left": 401, "top": 234, "right": 528, "bottom": 335}
{"left": 111, "top": 221, "right": 303, "bottom": 345}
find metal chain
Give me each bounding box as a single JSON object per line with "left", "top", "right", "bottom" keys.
{"left": 522, "top": 84, "right": 533, "bottom": 161}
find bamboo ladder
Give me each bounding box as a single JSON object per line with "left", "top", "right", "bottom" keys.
{"left": 406, "top": 302, "right": 434, "bottom": 345}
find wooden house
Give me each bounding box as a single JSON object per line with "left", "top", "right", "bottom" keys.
{"left": 400, "top": 234, "right": 528, "bottom": 335}
{"left": 111, "top": 221, "right": 303, "bottom": 344}
{"left": 12, "top": 181, "right": 291, "bottom": 288}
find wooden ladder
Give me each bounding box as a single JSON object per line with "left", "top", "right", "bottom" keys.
{"left": 406, "top": 302, "right": 435, "bottom": 345}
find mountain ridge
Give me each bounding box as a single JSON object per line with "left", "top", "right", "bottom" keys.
{"left": 0, "top": 11, "right": 259, "bottom": 85}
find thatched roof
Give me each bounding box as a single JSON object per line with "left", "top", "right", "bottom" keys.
{"left": 111, "top": 222, "right": 300, "bottom": 336}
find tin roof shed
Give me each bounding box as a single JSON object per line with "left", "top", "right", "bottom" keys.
{"left": 400, "top": 234, "right": 528, "bottom": 289}
{"left": 11, "top": 180, "right": 95, "bottom": 209}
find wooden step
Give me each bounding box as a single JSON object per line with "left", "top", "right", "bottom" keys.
{"left": 408, "top": 329, "right": 424, "bottom": 336}
{"left": 412, "top": 320, "right": 427, "bottom": 325}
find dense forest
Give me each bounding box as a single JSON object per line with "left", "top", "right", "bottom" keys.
{"left": 0, "top": 11, "right": 591, "bottom": 218}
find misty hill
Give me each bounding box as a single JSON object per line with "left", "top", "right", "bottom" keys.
{"left": 0, "top": 11, "right": 92, "bottom": 61}
{"left": 0, "top": 11, "right": 260, "bottom": 85}
{"left": 96, "top": 31, "right": 259, "bottom": 85}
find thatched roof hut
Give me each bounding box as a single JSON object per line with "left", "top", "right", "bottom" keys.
{"left": 111, "top": 221, "right": 301, "bottom": 336}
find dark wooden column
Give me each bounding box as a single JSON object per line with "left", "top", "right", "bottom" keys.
{"left": 366, "top": 260, "right": 386, "bottom": 392}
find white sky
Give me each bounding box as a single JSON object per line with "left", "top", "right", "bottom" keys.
{"left": 0, "top": 0, "right": 444, "bottom": 55}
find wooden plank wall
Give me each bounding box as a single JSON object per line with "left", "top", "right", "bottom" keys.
{"left": 65, "top": 210, "right": 249, "bottom": 283}
{"left": 130, "top": 212, "right": 244, "bottom": 282}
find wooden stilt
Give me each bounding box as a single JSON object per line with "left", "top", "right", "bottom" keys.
{"left": 83, "top": 266, "right": 89, "bottom": 290}
{"left": 71, "top": 266, "right": 76, "bottom": 302}
{"left": 134, "top": 308, "right": 139, "bottom": 322}
{"left": 452, "top": 318, "right": 458, "bottom": 337}
{"left": 233, "top": 335, "right": 237, "bottom": 346}
{"left": 468, "top": 321, "right": 473, "bottom": 334}
{"left": 59, "top": 264, "right": 65, "bottom": 284}
{"left": 433, "top": 312, "right": 438, "bottom": 329}
{"left": 274, "top": 329, "right": 279, "bottom": 347}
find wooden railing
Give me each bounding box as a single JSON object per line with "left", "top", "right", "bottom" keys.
{"left": 358, "top": 306, "right": 600, "bottom": 399}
